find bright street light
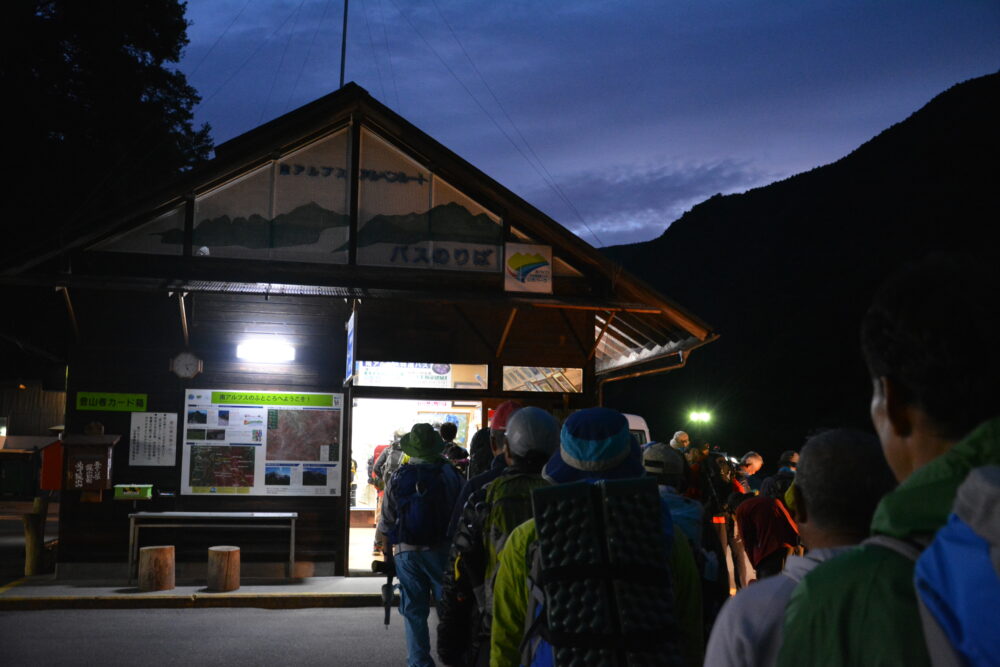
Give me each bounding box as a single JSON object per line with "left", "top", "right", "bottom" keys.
{"left": 688, "top": 410, "right": 712, "bottom": 423}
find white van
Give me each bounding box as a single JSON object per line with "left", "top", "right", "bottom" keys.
{"left": 624, "top": 413, "right": 651, "bottom": 446}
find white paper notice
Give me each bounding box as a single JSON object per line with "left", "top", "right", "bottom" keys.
{"left": 129, "top": 412, "right": 178, "bottom": 466}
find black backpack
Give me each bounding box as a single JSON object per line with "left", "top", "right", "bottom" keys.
{"left": 521, "top": 477, "right": 684, "bottom": 667}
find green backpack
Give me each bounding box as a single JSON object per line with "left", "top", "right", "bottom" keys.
{"left": 483, "top": 473, "right": 551, "bottom": 596}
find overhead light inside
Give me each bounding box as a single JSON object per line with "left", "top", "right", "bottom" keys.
{"left": 237, "top": 341, "right": 295, "bottom": 363}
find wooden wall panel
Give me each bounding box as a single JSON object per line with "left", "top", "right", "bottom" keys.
{"left": 58, "top": 291, "right": 352, "bottom": 573}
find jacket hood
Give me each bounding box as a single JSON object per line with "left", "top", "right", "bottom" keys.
{"left": 871, "top": 416, "right": 1000, "bottom": 539}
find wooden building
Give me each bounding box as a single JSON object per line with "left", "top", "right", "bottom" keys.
{"left": 0, "top": 83, "right": 715, "bottom": 576}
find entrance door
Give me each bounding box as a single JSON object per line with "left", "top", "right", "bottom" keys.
{"left": 346, "top": 397, "right": 482, "bottom": 573}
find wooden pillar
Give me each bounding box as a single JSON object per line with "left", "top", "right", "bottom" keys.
{"left": 22, "top": 514, "right": 44, "bottom": 576}
{"left": 138, "top": 545, "right": 175, "bottom": 591}
{"left": 207, "top": 546, "right": 240, "bottom": 592}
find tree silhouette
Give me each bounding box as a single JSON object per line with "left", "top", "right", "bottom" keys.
{"left": 3, "top": 0, "right": 212, "bottom": 265}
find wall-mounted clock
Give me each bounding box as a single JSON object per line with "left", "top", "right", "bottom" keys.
{"left": 170, "top": 351, "right": 203, "bottom": 379}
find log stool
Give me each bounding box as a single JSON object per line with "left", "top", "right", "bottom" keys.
{"left": 137, "top": 545, "right": 175, "bottom": 592}
{"left": 207, "top": 546, "right": 240, "bottom": 592}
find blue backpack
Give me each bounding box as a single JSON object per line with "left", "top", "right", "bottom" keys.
{"left": 866, "top": 465, "right": 1000, "bottom": 667}
{"left": 390, "top": 462, "right": 461, "bottom": 546}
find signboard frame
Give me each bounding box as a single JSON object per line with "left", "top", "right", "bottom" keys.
{"left": 179, "top": 389, "right": 344, "bottom": 497}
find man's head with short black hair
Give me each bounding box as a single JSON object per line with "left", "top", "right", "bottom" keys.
{"left": 795, "top": 428, "right": 896, "bottom": 541}
{"left": 685, "top": 440, "right": 709, "bottom": 465}
{"left": 439, "top": 422, "right": 458, "bottom": 443}
{"left": 779, "top": 450, "right": 799, "bottom": 469}
{"left": 861, "top": 254, "right": 1000, "bottom": 443}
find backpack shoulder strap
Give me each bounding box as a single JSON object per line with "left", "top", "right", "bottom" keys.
{"left": 916, "top": 595, "right": 965, "bottom": 667}
{"left": 861, "top": 534, "right": 924, "bottom": 561}
{"left": 953, "top": 465, "right": 1000, "bottom": 573}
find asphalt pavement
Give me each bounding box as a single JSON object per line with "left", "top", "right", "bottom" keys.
{"left": 0, "top": 607, "right": 423, "bottom": 666}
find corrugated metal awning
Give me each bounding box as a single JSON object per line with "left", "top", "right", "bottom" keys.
{"left": 593, "top": 309, "right": 708, "bottom": 377}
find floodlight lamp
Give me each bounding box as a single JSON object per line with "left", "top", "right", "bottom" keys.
{"left": 236, "top": 340, "right": 296, "bottom": 363}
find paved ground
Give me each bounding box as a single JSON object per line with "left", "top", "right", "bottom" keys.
{"left": 0, "top": 607, "right": 430, "bottom": 666}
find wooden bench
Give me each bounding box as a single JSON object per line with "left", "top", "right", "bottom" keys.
{"left": 127, "top": 511, "right": 297, "bottom": 583}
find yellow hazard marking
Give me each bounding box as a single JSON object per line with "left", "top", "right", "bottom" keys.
{"left": 0, "top": 577, "right": 28, "bottom": 595}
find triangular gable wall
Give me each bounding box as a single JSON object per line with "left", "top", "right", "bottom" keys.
{"left": 87, "top": 90, "right": 586, "bottom": 279}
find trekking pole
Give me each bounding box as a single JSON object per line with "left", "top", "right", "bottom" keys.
{"left": 382, "top": 572, "right": 394, "bottom": 628}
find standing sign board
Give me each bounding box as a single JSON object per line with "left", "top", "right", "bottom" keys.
{"left": 504, "top": 243, "right": 553, "bottom": 294}
{"left": 180, "top": 390, "right": 344, "bottom": 496}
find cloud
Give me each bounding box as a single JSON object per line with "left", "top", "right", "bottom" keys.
{"left": 523, "top": 158, "right": 774, "bottom": 247}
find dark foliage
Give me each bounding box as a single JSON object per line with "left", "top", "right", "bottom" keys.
{"left": 1, "top": 0, "right": 212, "bottom": 266}
{"left": 602, "top": 71, "right": 1000, "bottom": 465}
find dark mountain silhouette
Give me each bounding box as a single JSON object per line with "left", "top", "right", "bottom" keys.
{"left": 602, "top": 71, "right": 1000, "bottom": 464}
{"left": 347, "top": 201, "right": 502, "bottom": 250}
{"left": 156, "top": 201, "right": 348, "bottom": 248}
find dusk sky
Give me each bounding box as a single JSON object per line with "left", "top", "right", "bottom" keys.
{"left": 177, "top": 1, "right": 999, "bottom": 247}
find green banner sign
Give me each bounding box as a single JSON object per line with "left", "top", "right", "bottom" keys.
{"left": 76, "top": 392, "right": 148, "bottom": 412}
{"left": 210, "top": 391, "right": 334, "bottom": 407}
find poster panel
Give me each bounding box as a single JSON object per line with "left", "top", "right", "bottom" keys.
{"left": 180, "top": 389, "right": 343, "bottom": 496}
{"left": 129, "top": 412, "right": 178, "bottom": 466}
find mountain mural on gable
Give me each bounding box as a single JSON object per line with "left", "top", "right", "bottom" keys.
{"left": 155, "top": 201, "right": 348, "bottom": 248}
{"left": 342, "top": 201, "right": 501, "bottom": 251}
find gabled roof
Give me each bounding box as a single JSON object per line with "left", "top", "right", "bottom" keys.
{"left": 1, "top": 83, "right": 716, "bottom": 377}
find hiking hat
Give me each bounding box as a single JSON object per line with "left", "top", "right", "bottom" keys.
{"left": 543, "top": 407, "right": 644, "bottom": 484}
{"left": 642, "top": 442, "right": 685, "bottom": 479}
{"left": 505, "top": 407, "right": 560, "bottom": 457}
{"left": 490, "top": 400, "right": 522, "bottom": 431}
{"left": 400, "top": 423, "right": 446, "bottom": 460}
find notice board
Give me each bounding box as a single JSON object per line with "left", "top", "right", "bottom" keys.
{"left": 180, "top": 389, "right": 343, "bottom": 496}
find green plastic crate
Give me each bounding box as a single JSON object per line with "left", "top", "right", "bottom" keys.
{"left": 113, "top": 484, "right": 153, "bottom": 500}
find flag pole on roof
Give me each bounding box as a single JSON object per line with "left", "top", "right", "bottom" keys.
{"left": 340, "top": 0, "right": 349, "bottom": 88}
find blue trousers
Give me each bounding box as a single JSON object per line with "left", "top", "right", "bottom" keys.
{"left": 395, "top": 547, "right": 448, "bottom": 667}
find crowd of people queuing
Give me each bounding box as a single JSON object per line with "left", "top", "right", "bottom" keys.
{"left": 368, "top": 254, "right": 1000, "bottom": 667}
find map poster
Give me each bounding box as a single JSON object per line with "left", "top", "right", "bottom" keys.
{"left": 129, "top": 412, "right": 178, "bottom": 466}
{"left": 180, "top": 389, "right": 343, "bottom": 497}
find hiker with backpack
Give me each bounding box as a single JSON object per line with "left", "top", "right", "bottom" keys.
{"left": 447, "top": 401, "right": 522, "bottom": 539}
{"left": 705, "top": 428, "right": 896, "bottom": 667}
{"left": 378, "top": 423, "right": 464, "bottom": 667}
{"left": 373, "top": 430, "right": 408, "bottom": 556}
{"left": 777, "top": 255, "right": 1000, "bottom": 667}
{"left": 440, "top": 421, "right": 471, "bottom": 478}
{"left": 490, "top": 407, "right": 704, "bottom": 667}
{"left": 759, "top": 450, "right": 797, "bottom": 501}
{"left": 642, "top": 443, "right": 704, "bottom": 548}
{"left": 437, "top": 407, "right": 560, "bottom": 667}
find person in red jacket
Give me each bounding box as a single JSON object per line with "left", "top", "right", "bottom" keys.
{"left": 735, "top": 495, "right": 800, "bottom": 579}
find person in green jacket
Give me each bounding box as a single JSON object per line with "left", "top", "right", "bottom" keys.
{"left": 777, "top": 255, "right": 1000, "bottom": 666}
{"left": 490, "top": 408, "right": 703, "bottom": 667}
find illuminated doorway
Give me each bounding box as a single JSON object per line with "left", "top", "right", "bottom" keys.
{"left": 347, "top": 397, "right": 482, "bottom": 573}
